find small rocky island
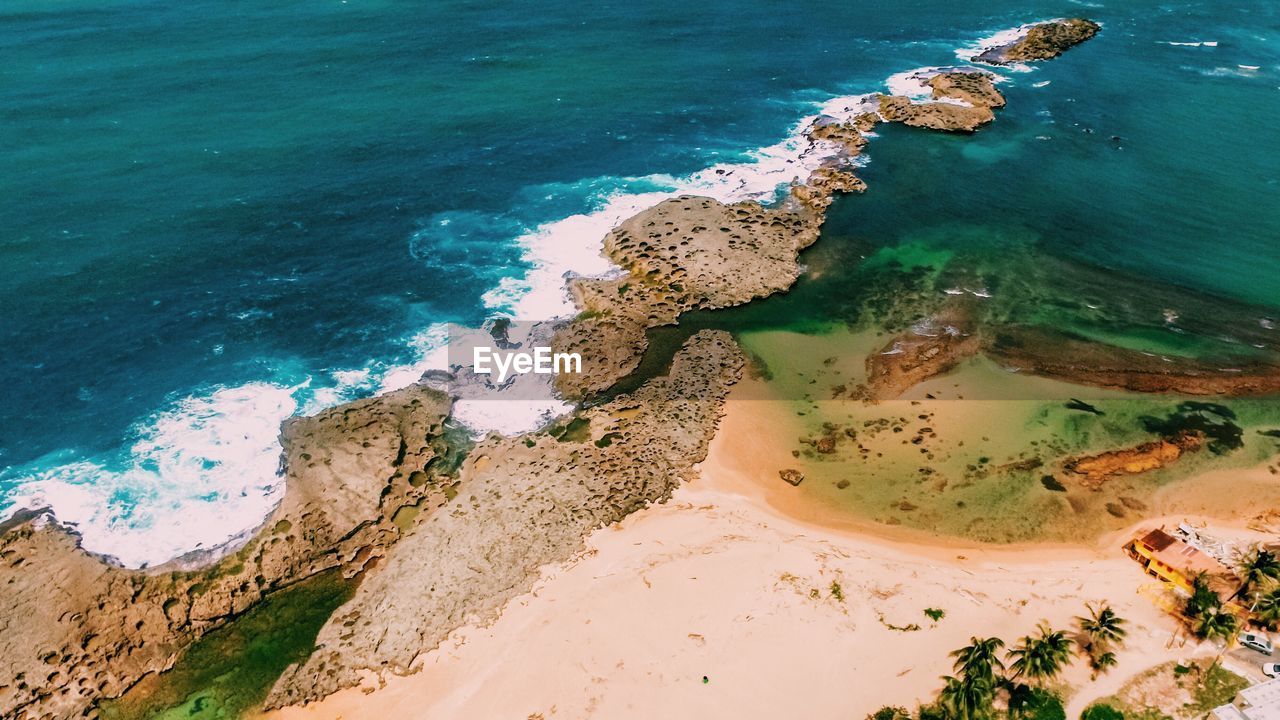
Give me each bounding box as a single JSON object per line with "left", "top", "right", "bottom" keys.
{"left": 975, "top": 18, "right": 1101, "bottom": 65}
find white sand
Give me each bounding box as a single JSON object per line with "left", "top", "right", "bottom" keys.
{"left": 264, "top": 400, "right": 1240, "bottom": 720}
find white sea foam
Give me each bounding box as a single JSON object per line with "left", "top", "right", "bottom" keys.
{"left": 3, "top": 383, "right": 298, "bottom": 567}
{"left": 482, "top": 93, "right": 881, "bottom": 322}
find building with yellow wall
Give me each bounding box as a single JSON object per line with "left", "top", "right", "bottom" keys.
{"left": 1127, "top": 528, "right": 1231, "bottom": 596}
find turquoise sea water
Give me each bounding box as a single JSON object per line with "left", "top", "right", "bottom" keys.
{"left": 2, "top": 0, "right": 1277, "bottom": 565}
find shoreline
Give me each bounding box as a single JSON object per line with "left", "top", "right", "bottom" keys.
{"left": 262, "top": 393, "right": 1265, "bottom": 719}
{"left": 11, "top": 16, "right": 1280, "bottom": 719}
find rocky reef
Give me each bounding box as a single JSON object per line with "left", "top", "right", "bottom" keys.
{"left": 0, "top": 386, "right": 455, "bottom": 720}
{"left": 974, "top": 18, "right": 1101, "bottom": 65}
{"left": 860, "top": 319, "right": 1280, "bottom": 401}
{"left": 265, "top": 330, "right": 744, "bottom": 707}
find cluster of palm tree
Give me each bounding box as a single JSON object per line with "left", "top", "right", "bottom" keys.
{"left": 1185, "top": 571, "right": 1239, "bottom": 642}
{"left": 934, "top": 606, "right": 1125, "bottom": 720}
{"left": 1235, "top": 545, "right": 1280, "bottom": 629}
{"left": 1182, "top": 544, "right": 1279, "bottom": 642}
{"left": 1076, "top": 603, "right": 1128, "bottom": 675}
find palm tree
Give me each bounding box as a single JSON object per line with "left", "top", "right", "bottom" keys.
{"left": 1186, "top": 572, "right": 1221, "bottom": 619}
{"left": 951, "top": 637, "right": 1006, "bottom": 684}
{"left": 1008, "top": 622, "right": 1073, "bottom": 686}
{"left": 938, "top": 674, "right": 994, "bottom": 720}
{"left": 1234, "top": 546, "right": 1280, "bottom": 601}
{"left": 1194, "top": 606, "right": 1238, "bottom": 643}
{"left": 1255, "top": 583, "right": 1280, "bottom": 628}
{"left": 1090, "top": 651, "right": 1118, "bottom": 675}
{"left": 1076, "top": 603, "right": 1128, "bottom": 651}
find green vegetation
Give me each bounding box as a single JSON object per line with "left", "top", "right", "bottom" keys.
{"left": 829, "top": 581, "right": 845, "bottom": 602}
{"left": 1008, "top": 623, "right": 1072, "bottom": 686}
{"left": 1188, "top": 663, "right": 1250, "bottom": 714}
{"left": 1233, "top": 545, "right": 1280, "bottom": 600}
{"left": 1092, "top": 659, "right": 1249, "bottom": 720}
{"left": 98, "top": 570, "right": 355, "bottom": 720}
{"left": 547, "top": 416, "right": 591, "bottom": 443}
{"left": 1255, "top": 583, "right": 1280, "bottom": 629}
{"left": 868, "top": 706, "right": 913, "bottom": 720}
{"left": 872, "top": 603, "right": 1126, "bottom": 720}
{"left": 1183, "top": 572, "right": 1239, "bottom": 643}
{"left": 924, "top": 607, "right": 946, "bottom": 622}
{"left": 1081, "top": 704, "right": 1125, "bottom": 720}
{"left": 1007, "top": 686, "right": 1065, "bottom": 720}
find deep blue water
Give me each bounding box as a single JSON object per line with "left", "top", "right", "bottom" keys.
{"left": 2, "top": 0, "right": 1278, "bottom": 564}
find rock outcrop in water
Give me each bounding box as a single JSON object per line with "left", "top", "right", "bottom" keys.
{"left": 265, "top": 330, "right": 744, "bottom": 707}
{"left": 876, "top": 70, "right": 1007, "bottom": 133}
{"left": 0, "top": 386, "right": 455, "bottom": 720}
{"left": 987, "top": 326, "right": 1280, "bottom": 397}
{"left": 974, "top": 18, "right": 1101, "bottom": 65}
{"left": 1064, "top": 431, "right": 1206, "bottom": 490}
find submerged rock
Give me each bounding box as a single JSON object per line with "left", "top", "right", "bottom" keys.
{"left": 779, "top": 469, "right": 805, "bottom": 486}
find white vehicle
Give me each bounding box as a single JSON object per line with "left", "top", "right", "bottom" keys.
{"left": 1242, "top": 632, "right": 1275, "bottom": 655}
{"left": 1264, "top": 663, "right": 1280, "bottom": 679}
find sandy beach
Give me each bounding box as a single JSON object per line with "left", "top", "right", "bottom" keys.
{"left": 260, "top": 392, "right": 1264, "bottom": 720}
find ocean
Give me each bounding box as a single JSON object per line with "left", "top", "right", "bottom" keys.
{"left": 2, "top": 0, "right": 1278, "bottom": 566}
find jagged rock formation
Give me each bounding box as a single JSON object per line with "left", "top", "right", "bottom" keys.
{"left": 928, "top": 71, "right": 1007, "bottom": 108}
{"left": 975, "top": 18, "right": 1101, "bottom": 65}
{"left": 0, "top": 386, "right": 454, "bottom": 720}
{"left": 859, "top": 319, "right": 1280, "bottom": 401}
{"left": 265, "top": 330, "right": 744, "bottom": 707}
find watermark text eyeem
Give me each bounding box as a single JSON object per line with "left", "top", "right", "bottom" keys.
{"left": 473, "top": 346, "right": 581, "bottom": 383}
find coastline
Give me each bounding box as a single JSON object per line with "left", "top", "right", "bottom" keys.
{"left": 8, "top": 15, "right": 1280, "bottom": 719}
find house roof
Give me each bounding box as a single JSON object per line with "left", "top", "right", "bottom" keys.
{"left": 1139, "top": 528, "right": 1178, "bottom": 552}
{"left": 1139, "top": 528, "right": 1227, "bottom": 578}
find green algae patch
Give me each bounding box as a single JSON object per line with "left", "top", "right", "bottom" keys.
{"left": 548, "top": 416, "right": 591, "bottom": 443}
{"left": 97, "top": 570, "right": 355, "bottom": 720}
{"left": 392, "top": 500, "right": 423, "bottom": 532}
